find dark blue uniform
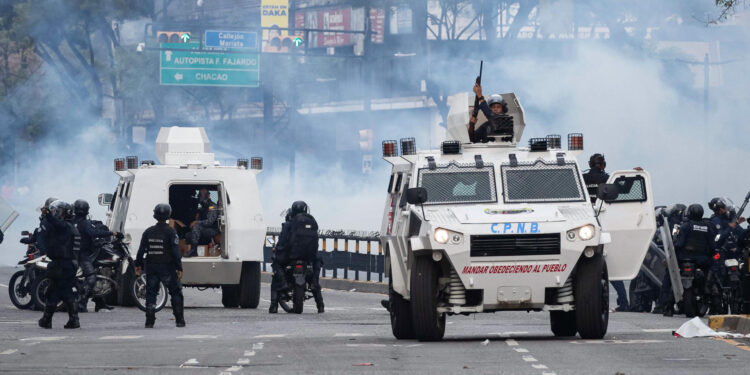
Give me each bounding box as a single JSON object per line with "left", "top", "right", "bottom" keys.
{"left": 43, "top": 214, "right": 81, "bottom": 308}
{"left": 269, "top": 221, "right": 292, "bottom": 308}
{"left": 186, "top": 206, "right": 219, "bottom": 257}
{"left": 21, "top": 216, "right": 50, "bottom": 255}
{"left": 674, "top": 219, "right": 716, "bottom": 266}
{"left": 73, "top": 216, "right": 113, "bottom": 310}
{"left": 135, "top": 222, "right": 184, "bottom": 326}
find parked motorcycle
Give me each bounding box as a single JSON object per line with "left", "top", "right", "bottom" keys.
{"left": 8, "top": 231, "right": 45, "bottom": 310}
{"left": 278, "top": 260, "right": 315, "bottom": 314}
{"left": 679, "top": 260, "right": 709, "bottom": 318}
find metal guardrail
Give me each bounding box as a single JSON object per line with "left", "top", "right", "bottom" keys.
{"left": 264, "top": 228, "right": 385, "bottom": 283}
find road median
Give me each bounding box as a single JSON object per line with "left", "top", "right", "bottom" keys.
{"left": 260, "top": 272, "right": 387, "bottom": 294}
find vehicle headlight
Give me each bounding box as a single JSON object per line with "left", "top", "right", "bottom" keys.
{"left": 566, "top": 224, "right": 596, "bottom": 241}
{"left": 434, "top": 228, "right": 450, "bottom": 244}
{"left": 577, "top": 225, "right": 595, "bottom": 241}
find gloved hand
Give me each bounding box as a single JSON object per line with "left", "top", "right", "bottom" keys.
{"left": 115, "top": 232, "right": 124, "bottom": 240}
{"left": 20, "top": 237, "right": 31, "bottom": 244}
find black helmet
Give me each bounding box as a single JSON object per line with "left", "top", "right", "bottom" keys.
{"left": 290, "top": 201, "right": 308, "bottom": 216}
{"left": 73, "top": 199, "right": 89, "bottom": 216}
{"left": 49, "top": 200, "right": 72, "bottom": 220}
{"left": 153, "top": 203, "right": 172, "bottom": 221}
{"left": 588, "top": 153, "right": 606, "bottom": 169}
{"left": 708, "top": 197, "right": 722, "bottom": 212}
{"left": 686, "top": 204, "right": 704, "bottom": 221}
{"left": 44, "top": 197, "right": 58, "bottom": 209}
{"left": 666, "top": 203, "right": 686, "bottom": 218}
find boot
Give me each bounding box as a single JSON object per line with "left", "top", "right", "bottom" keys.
{"left": 173, "top": 301, "right": 186, "bottom": 328}
{"left": 380, "top": 299, "right": 391, "bottom": 312}
{"left": 64, "top": 302, "right": 80, "bottom": 329}
{"left": 662, "top": 306, "right": 674, "bottom": 317}
{"left": 317, "top": 302, "right": 325, "bottom": 314}
{"left": 94, "top": 298, "right": 114, "bottom": 312}
{"left": 38, "top": 305, "right": 55, "bottom": 329}
{"left": 145, "top": 304, "right": 156, "bottom": 328}
{"left": 268, "top": 300, "right": 278, "bottom": 314}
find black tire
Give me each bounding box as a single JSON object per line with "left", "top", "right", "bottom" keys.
{"left": 683, "top": 288, "right": 697, "bottom": 318}
{"left": 292, "top": 283, "right": 305, "bottom": 314}
{"left": 119, "top": 265, "right": 137, "bottom": 307}
{"left": 239, "top": 262, "right": 261, "bottom": 309}
{"left": 8, "top": 271, "right": 34, "bottom": 310}
{"left": 279, "top": 294, "right": 293, "bottom": 313}
{"left": 575, "top": 255, "right": 609, "bottom": 339}
{"left": 130, "top": 274, "right": 167, "bottom": 312}
{"left": 411, "top": 255, "right": 446, "bottom": 341}
{"left": 389, "top": 277, "right": 416, "bottom": 340}
{"left": 31, "top": 276, "right": 61, "bottom": 310}
{"left": 221, "top": 285, "right": 240, "bottom": 308}
{"left": 550, "top": 311, "right": 577, "bottom": 337}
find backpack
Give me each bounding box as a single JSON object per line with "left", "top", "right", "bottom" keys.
{"left": 288, "top": 213, "right": 319, "bottom": 261}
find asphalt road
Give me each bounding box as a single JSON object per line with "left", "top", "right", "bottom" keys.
{"left": 0, "top": 266, "right": 747, "bottom": 374}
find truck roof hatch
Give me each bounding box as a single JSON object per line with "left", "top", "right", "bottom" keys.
{"left": 155, "top": 126, "right": 215, "bottom": 166}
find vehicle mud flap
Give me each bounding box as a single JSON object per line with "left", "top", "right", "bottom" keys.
{"left": 681, "top": 278, "right": 693, "bottom": 290}
{"left": 221, "top": 285, "right": 240, "bottom": 308}
{"left": 389, "top": 277, "right": 415, "bottom": 340}
{"left": 292, "top": 284, "right": 305, "bottom": 314}
{"left": 411, "top": 255, "right": 445, "bottom": 341}
{"left": 575, "top": 254, "right": 609, "bottom": 339}
{"left": 550, "top": 311, "right": 577, "bottom": 337}
{"left": 294, "top": 273, "right": 306, "bottom": 286}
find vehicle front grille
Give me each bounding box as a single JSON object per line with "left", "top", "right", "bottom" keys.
{"left": 470, "top": 233, "right": 561, "bottom": 257}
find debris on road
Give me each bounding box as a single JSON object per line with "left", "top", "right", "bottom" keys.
{"left": 352, "top": 363, "right": 374, "bottom": 366}
{"left": 481, "top": 339, "right": 490, "bottom": 346}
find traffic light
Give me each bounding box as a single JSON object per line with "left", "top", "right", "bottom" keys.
{"left": 264, "top": 35, "right": 305, "bottom": 53}
{"left": 157, "top": 31, "right": 191, "bottom": 44}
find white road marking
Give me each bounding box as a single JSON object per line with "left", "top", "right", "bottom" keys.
{"left": 570, "top": 339, "right": 665, "bottom": 345}
{"left": 346, "top": 344, "right": 386, "bottom": 348}
{"left": 522, "top": 355, "right": 537, "bottom": 362}
{"left": 514, "top": 348, "right": 529, "bottom": 353}
{"left": 505, "top": 339, "right": 519, "bottom": 346}
{"left": 177, "top": 335, "right": 218, "bottom": 339}
{"left": 24, "top": 342, "right": 40, "bottom": 346}
{"left": 252, "top": 343, "right": 264, "bottom": 350}
{"left": 335, "top": 333, "right": 363, "bottom": 337}
{"left": 542, "top": 372, "right": 557, "bottom": 375}
{"left": 179, "top": 358, "right": 205, "bottom": 368}
{"left": 0, "top": 349, "right": 18, "bottom": 355}
{"left": 0, "top": 283, "right": 8, "bottom": 288}
{"left": 100, "top": 335, "right": 142, "bottom": 340}
{"left": 237, "top": 358, "right": 250, "bottom": 365}
{"left": 254, "top": 334, "right": 286, "bottom": 338}
{"left": 500, "top": 331, "right": 528, "bottom": 336}
{"left": 20, "top": 336, "right": 66, "bottom": 342}
{"left": 532, "top": 364, "right": 549, "bottom": 369}
{"left": 642, "top": 329, "right": 675, "bottom": 333}
{"left": 244, "top": 351, "right": 256, "bottom": 357}
{"left": 224, "top": 366, "right": 242, "bottom": 372}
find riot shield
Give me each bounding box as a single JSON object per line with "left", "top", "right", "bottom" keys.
{"left": 0, "top": 196, "right": 18, "bottom": 233}
{"left": 658, "top": 209, "right": 683, "bottom": 302}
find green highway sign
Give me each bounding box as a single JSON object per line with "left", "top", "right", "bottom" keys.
{"left": 159, "top": 43, "right": 260, "bottom": 87}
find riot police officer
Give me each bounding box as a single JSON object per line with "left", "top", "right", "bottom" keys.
{"left": 186, "top": 203, "right": 220, "bottom": 257}
{"left": 582, "top": 154, "right": 629, "bottom": 311}
{"left": 662, "top": 204, "right": 716, "bottom": 316}
{"left": 287, "top": 201, "right": 324, "bottom": 313}
{"left": 709, "top": 197, "right": 746, "bottom": 247}
{"left": 72, "top": 199, "right": 119, "bottom": 312}
{"left": 269, "top": 210, "right": 292, "bottom": 314}
{"left": 469, "top": 83, "right": 510, "bottom": 143}
{"left": 38, "top": 201, "right": 81, "bottom": 329}
{"left": 134, "top": 204, "right": 185, "bottom": 328}
{"left": 20, "top": 197, "right": 58, "bottom": 255}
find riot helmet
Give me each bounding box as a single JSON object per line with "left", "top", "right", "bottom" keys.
{"left": 44, "top": 197, "right": 58, "bottom": 209}
{"left": 588, "top": 153, "right": 606, "bottom": 170}
{"left": 73, "top": 199, "right": 89, "bottom": 217}
{"left": 487, "top": 94, "right": 508, "bottom": 114}
{"left": 153, "top": 203, "right": 172, "bottom": 221}
{"left": 708, "top": 197, "right": 722, "bottom": 212}
{"left": 686, "top": 204, "right": 704, "bottom": 221}
{"left": 291, "top": 201, "right": 309, "bottom": 216}
{"left": 666, "top": 203, "right": 687, "bottom": 218}
{"left": 49, "top": 200, "right": 72, "bottom": 220}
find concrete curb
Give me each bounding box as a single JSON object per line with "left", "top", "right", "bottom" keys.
{"left": 260, "top": 272, "right": 387, "bottom": 295}
{"left": 708, "top": 315, "right": 750, "bottom": 334}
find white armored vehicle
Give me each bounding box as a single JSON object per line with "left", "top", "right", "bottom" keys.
{"left": 99, "top": 127, "right": 265, "bottom": 308}
{"left": 381, "top": 93, "right": 656, "bottom": 340}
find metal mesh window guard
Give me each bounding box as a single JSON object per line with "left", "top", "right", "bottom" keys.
{"left": 611, "top": 176, "right": 647, "bottom": 202}
{"left": 417, "top": 162, "right": 497, "bottom": 205}
{"left": 501, "top": 160, "right": 585, "bottom": 203}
